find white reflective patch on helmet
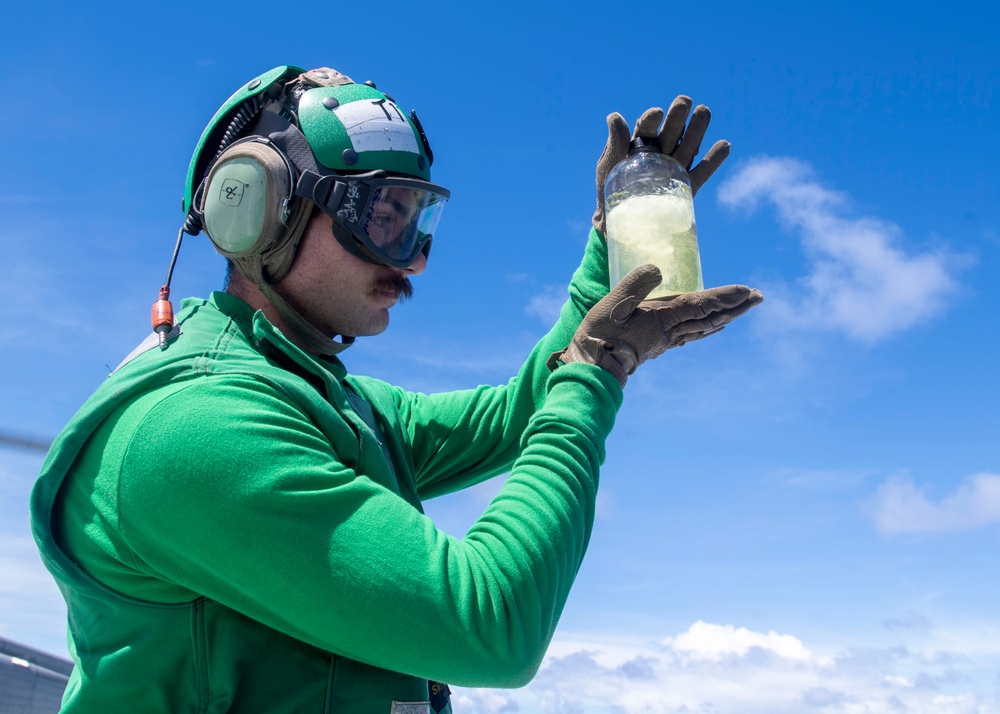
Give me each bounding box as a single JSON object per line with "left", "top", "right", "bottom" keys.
{"left": 334, "top": 99, "right": 420, "bottom": 154}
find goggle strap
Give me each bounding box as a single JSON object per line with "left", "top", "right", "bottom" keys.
{"left": 296, "top": 171, "right": 347, "bottom": 213}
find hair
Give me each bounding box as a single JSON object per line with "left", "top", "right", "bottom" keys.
{"left": 223, "top": 259, "right": 237, "bottom": 290}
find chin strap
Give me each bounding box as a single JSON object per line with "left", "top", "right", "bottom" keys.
{"left": 236, "top": 254, "right": 355, "bottom": 356}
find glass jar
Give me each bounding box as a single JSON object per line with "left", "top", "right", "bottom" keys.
{"left": 604, "top": 143, "right": 703, "bottom": 299}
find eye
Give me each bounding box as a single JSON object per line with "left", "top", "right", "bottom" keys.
{"left": 370, "top": 211, "right": 393, "bottom": 228}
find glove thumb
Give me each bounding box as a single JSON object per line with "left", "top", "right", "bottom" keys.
{"left": 608, "top": 264, "right": 663, "bottom": 324}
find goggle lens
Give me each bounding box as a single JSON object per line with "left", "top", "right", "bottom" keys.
{"left": 361, "top": 186, "right": 447, "bottom": 263}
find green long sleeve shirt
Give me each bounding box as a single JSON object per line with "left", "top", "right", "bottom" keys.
{"left": 31, "top": 230, "right": 621, "bottom": 713}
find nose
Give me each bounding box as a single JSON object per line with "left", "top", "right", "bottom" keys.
{"left": 402, "top": 250, "right": 427, "bottom": 275}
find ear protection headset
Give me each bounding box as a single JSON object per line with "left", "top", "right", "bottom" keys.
{"left": 198, "top": 137, "right": 295, "bottom": 258}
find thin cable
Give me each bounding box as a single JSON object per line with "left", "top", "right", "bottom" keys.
{"left": 164, "top": 226, "right": 185, "bottom": 288}
{"left": 152, "top": 226, "right": 188, "bottom": 348}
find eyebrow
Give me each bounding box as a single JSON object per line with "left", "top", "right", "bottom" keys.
{"left": 386, "top": 197, "right": 417, "bottom": 218}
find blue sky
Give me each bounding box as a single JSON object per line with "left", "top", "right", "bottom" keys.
{"left": 2, "top": 2, "right": 998, "bottom": 711}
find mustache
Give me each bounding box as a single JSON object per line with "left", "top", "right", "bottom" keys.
{"left": 372, "top": 274, "right": 414, "bottom": 302}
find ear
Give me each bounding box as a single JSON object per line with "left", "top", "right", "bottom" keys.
{"left": 200, "top": 139, "right": 294, "bottom": 257}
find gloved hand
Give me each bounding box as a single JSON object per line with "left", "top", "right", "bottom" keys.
{"left": 593, "top": 96, "right": 731, "bottom": 236}
{"left": 548, "top": 264, "right": 763, "bottom": 388}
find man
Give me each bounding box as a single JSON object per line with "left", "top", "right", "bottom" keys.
{"left": 31, "top": 65, "right": 761, "bottom": 712}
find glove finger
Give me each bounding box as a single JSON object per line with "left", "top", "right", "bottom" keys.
{"left": 658, "top": 95, "right": 693, "bottom": 154}
{"left": 594, "top": 113, "right": 631, "bottom": 233}
{"left": 644, "top": 286, "right": 761, "bottom": 337}
{"left": 632, "top": 107, "right": 665, "bottom": 145}
{"left": 674, "top": 285, "right": 764, "bottom": 318}
{"left": 710, "top": 297, "right": 762, "bottom": 325}
{"left": 688, "top": 139, "right": 731, "bottom": 196}
{"left": 653, "top": 325, "right": 723, "bottom": 354}
{"left": 603, "top": 113, "right": 631, "bottom": 165}
{"left": 630, "top": 312, "right": 718, "bottom": 361}
{"left": 678, "top": 325, "right": 723, "bottom": 343}
{"left": 598, "top": 113, "right": 631, "bottom": 182}
{"left": 607, "top": 264, "right": 664, "bottom": 324}
{"left": 673, "top": 104, "right": 711, "bottom": 170}
{"left": 671, "top": 310, "right": 746, "bottom": 336}
{"left": 671, "top": 296, "right": 763, "bottom": 336}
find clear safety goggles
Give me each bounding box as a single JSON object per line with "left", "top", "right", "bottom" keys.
{"left": 311, "top": 173, "right": 450, "bottom": 268}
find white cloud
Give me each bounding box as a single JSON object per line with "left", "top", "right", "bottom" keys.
{"left": 525, "top": 284, "right": 568, "bottom": 325}
{"left": 717, "top": 156, "right": 962, "bottom": 343}
{"left": 883, "top": 611, "right": 935, "bottom": 634}
{"left": 664, "top": 620, "right": 815, "bottom": 662}
{"left": 868, "top": 472, "right": 1000, "bottom": 535}
{"left": 451, "top": 621, "right": 1000, "bottom": 713}
{"left": 452, "top": 689, "right": 521, "bottom": 713}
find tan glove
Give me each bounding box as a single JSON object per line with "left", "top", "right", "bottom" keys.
{"left": 593, "top": 96, "right": 731, "bottom": 236}
{"left": 548, "top": 264, "right": 763, "bottom": 388}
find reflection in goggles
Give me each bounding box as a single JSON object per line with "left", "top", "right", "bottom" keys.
{"left": 360, "top": 186, "right": 446, "bottom": 262}
{"left": 365, "top": 187, "right": 422, "bottom": 249}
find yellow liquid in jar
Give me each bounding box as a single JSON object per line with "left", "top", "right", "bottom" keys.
{"left": 606, "top": 192, "right": 703, "bottom": 299}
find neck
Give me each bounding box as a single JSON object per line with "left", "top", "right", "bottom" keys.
{"left": 226, "top": 273, "right": 316, "bottom": 354}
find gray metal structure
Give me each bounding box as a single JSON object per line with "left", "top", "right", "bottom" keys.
{"left": 0, "top": 637, "right": 71, "bottom": 714}
{"left": 0, "top": 433, "right": 51, "bottom": 453}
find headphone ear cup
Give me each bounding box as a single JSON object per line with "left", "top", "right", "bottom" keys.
{"left": 200, "top": 141, "right": 293, "bottom": 257}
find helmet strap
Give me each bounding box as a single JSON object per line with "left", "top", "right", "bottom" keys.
{"left": 233, "top": 253, "right": 355, "bottom": 356}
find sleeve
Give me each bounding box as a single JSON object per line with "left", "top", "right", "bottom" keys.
{"left": 392, "top": 228, "right": 612, "bottom": 498}
{"left": 117, "top": 365, "right": 620, "bottom": 688}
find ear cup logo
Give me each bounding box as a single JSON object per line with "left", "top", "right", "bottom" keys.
{"left": 201, "top": 140, "right": 296, "bottom": 257}
{"left": 220, "top": 179, "right": 248, "bottom": 206}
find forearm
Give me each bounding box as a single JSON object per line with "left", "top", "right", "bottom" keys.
{"left": 403, "top": 228, "right": 611, "bottom": 496}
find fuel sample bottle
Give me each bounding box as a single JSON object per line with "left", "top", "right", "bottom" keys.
{"left": 604, "top": 139, "right": 703, "bottom": 299}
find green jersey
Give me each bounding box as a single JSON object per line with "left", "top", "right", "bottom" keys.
{"left": 31, "top": 231, "right": 620, "bottom": 713}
